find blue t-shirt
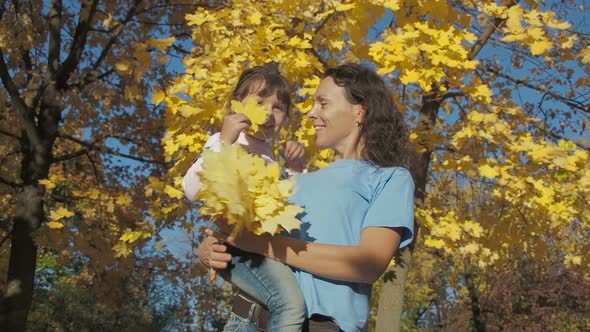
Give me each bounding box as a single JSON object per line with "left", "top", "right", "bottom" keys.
{"left": 289, "top": 159, "right": 415, "bottom": 332}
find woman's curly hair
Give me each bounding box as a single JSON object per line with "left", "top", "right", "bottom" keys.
{"left": 324, "top": 63, "right": 410, "bottom": 168}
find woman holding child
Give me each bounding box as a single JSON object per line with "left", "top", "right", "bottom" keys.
{"left": 187, "top": 63, "right": 414, "bottom": 332}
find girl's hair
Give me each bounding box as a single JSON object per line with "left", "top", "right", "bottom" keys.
{"left": 323, "top": 63, "right": 410, "bottom": 168}
{"left": 230, "top": 62, "right": 292, "bottom": 114}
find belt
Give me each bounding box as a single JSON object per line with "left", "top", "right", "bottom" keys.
{"left": 231, "top": 294, "right": 341, "bottom": 331}
{"left": 232, "top": 293, "right": 270, "bottom": 330}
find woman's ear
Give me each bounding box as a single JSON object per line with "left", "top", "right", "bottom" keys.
{"left": 354, "top": 104, "right": 367, "bottom": 124}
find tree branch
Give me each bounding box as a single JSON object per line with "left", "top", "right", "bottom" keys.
{"left": 57, "top": 0, "right": 99, "bottom": 88}
{"left": 57, "top": 133, "right": 167, "bottom": 165}
{"left": 469, "top": 0, "right": 519, "bottom": 60}
{"left": 48, "top": 0, "right": 62, "bottom": 81}
{"left": 91, "top": 0, "right": 141, "bottom": 72}
{"left": 0, "top": 223, "right": 14, "bottom": 249}
{"left": 0, "top": 128, "right": 20, "bottom": 140}
{"left": 485, "top": 66, "right": 589, "bottom": 113}
{"left": 0, "top": 49, "right": 38, "bottom": 146}
{"left": 0, "top": 176, "right": 21, "bottom": 188}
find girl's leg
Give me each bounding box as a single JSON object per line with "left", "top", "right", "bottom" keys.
{"left": 220, "top": 248, "right": 305, "bottom": 331}
{"left": 222, "top": 311, "right": 260, "bottom": 332}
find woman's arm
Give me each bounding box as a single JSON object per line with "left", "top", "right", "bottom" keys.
{"left": 208, "top": 225, "right": 403, "bottom": 284}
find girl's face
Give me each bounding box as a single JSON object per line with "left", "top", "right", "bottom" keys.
{"left": 245, "top": 90, "right": 287, "bottom": 141}
{"left": 308, "top": 76, "right": 363, "bottom": 156}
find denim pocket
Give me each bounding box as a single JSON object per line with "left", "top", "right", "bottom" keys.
{"left": 223, "top": 314, "right": 244, "bottom": 332}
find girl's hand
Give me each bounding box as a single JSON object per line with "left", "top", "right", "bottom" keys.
{"left": 220, "top": 113, "right": 252, "bottom": 144}
{"left": 282, "top": 140, "right": 306, "bottom": 173}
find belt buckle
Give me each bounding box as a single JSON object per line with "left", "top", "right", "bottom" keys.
{"left": 239, "top": 294, "right": 265, "bottom": 331}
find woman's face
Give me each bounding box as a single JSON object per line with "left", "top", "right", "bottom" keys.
{"left": 246, "top": 90, "right": 287, "bottom": 141}
{"left": 308, "top": 76, "right": 361, "bottom": 153}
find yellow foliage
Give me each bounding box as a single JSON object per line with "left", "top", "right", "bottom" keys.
{"left": 197, "top": 144, "right": 302, "bottom": 236}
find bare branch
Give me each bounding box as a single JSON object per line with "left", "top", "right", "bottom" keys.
{"left": 57, "top": 133, "right": 167, "bottom": 165}
{"left": 485, "top": 66, "right": 589, "bottom": 113}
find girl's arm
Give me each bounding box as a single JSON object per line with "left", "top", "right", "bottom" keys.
{"left": 208, "top": 225, "right": 403, "bottom": 284}
{"left": 182, "top": 133, "right": 223, "bottom": 201}
{"left": 184, "top": 114, "right": 252, "bottom": 201}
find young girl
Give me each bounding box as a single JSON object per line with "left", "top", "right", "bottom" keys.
{"left": 183, "top": 63, "right": 306, "bottom": 331}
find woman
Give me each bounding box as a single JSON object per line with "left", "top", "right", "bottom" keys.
{"left": 201, "top": 63, "right": 415, "bottom": 332}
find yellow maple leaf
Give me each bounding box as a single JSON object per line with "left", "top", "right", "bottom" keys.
{"left": 47, "top": 221, "right": 65, "bottom": 229}
{"left": 461, "top": 242, "right": 480, "bottom": 255}
{"left": 530, "top": 40, "right": 553, "bottom": 55}
{"left": 116, "top": 194, "right": 133, "bottom": 205}
{"left": 564, "top": 254, "right": 582, "bottom": 266}
{"left": 50, "top": 207, "right": 75, "bottom": 221}
{"left": 152, "top": 90, "right": 166, "bottom": 105}
{"left": 472, "top": 84, "right": 493, "bottom": 102}
{"left": 580, "top": 46, "right": 590, "bottom": 64}
{"left": 113, "top": 242, "right": 132, "bottom": 258}
{"left": 164, "top": 185, "right": 184, "bottom": 199}
{"left": 248, "top": 11, "right": 263, "bottom": 25}
{"left": 424, "top": 238, "right": 445, "bottom": 249}
{"left": 478, "top": 164, "right": 500, "bottom": 179}
{"left": 38, "top": 179, "right": 57, "bottom": 190}
{"left": 400, "top": 69, "right": 421, "bottom": 85}
{"left": 178, "top": 104, "right": 203, "bottom": 117}
{"left": 335, "top": 3, "right": 355, "bottom": 11}
{"left": 146, "top": 37, "right": 176, "bottom": 49}
{"left": 115, "top": 62, "right": 130, "bottom": 72}
{"left": 287, "top": 35, "right": 312, "bottom": 49}
{"left": 231, "top": 96, "right": 268, "bottom": 132}
{"left": 383, "top": 0, "right": 400, "bottom": 10}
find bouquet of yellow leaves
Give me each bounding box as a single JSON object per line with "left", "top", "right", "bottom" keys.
{"left": 197, "top": 143, "right": 303, "bottom": 236}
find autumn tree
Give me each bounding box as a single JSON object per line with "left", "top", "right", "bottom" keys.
{"left": 159, "top": 0, "right": 589, "bottom": 330}
{"left": 27, "top": 252, "right": 184, "bottom": 331}
{"left": 0, "top": 0, "right": 226, "bottom": 330}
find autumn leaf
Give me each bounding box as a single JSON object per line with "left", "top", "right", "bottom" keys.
{"left": 49, "top": 207, "right": 75, "bottom": 221}
{"left": 47, "top": 221, "right": 65, "bottom": 229}
{"left": 231, "top": 96, "right": 268, "bottom": 132}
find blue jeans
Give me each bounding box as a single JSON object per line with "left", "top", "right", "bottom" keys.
{"left": 222, "top": 312, "right": 261, "bottom": 332}
{"left": 220, "top": 248, "right": 305, "bottom": 332}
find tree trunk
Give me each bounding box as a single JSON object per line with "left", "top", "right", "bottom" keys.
{"left": 0, "top": 87, "right": 59, "bottom": 332}
{"left": 0, "top": 136, "right": 50, "bottom": 331}
{"left": 375, "top": 92, "right": 443, "bottom": 331}
{"left": 375, "top": 246, "right": 413, "bottom": 332}
{"left": 0, "top": 187, "right": 42, "bottom": 331}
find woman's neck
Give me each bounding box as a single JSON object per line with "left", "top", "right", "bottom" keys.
{"left": 334, "top": 136, "right": 366, "bottom": 161}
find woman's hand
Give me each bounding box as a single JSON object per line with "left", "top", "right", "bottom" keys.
{"left": 220, "top": 113, "right": 252, "bottom": 144}
{"left": 204, "top": 227, "right": 267, "bottom": 255}
{"left": 197, "top": 231, "right": 233, "bottom": 282}
{"left": 282, "top": 140, "right": 306, "bottom": 173}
